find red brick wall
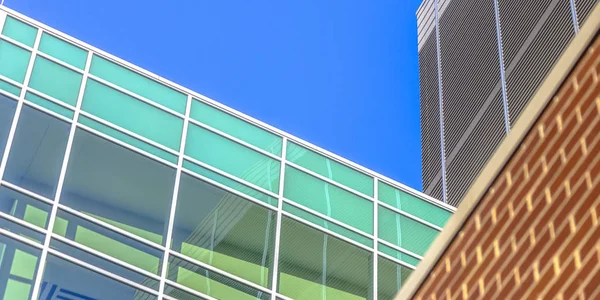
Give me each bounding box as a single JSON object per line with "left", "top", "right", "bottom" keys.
{"left": 413, "top": 33, "right": 600, "bottom": 299}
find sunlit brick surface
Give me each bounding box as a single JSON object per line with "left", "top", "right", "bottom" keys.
{"left": 413, "top": 34, "right": 600, "bottom": 299}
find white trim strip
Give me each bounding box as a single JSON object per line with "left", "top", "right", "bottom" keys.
{"left": 378, "top": 201, "right": 443, "bottom": 231}
{"left": 169, "top": 250, "right": 272, "bottom": 295}
{"left": 378, "top": 238, "right": 424, "bottom": 261}
{"left": 31, "top": 50, "right": 92, "bottom": 300}
{"left": 22, "top": 99, "right": 73, "bottom": 123}
{"left": 27, "top": 86, "right": 78, "bottom": 111}
{"left": 494, "top": 0, "right": 511, "bottom": 133}
{"left": 434, "top": 0, "right": 448, "bottom": 204}
{"left": 0, "top": 227, "right": 43, "bottom": 249}
{"left": 0, "top": 211, "right": 47, "bottom": 234}
{"left": 0, "top": 180, "right": 55, "bottom": 205}
{"left": 158, "top": 94, "right": 192, "bottom": 299}
{"left": 372, "top": 177, "right": 379, "bottom": 300}
{"left": 47, "top": 248, "right": 160, "bottom": 296}
{"left": 270, "top": 137, "right": 288, "bottom": 300}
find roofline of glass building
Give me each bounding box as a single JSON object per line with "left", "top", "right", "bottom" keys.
{"left": 0, "top": 5, "right": 452, "bottom": 213}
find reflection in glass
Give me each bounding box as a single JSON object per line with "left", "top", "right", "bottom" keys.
{"left": 172, "top": 173, "right": 276, "bottom": 287}
{"left": 60, "top": 129, "right": 176, "bottom": 245}
{"left": 378, "top": 206, "right": 439, "bottom": 256}
{"left": 167, "top": 255, "right": 270, "bottom": 300}
{"left": 0, "top": 186, "right": 50, "bottom": 230}
{"left": 40, "top": 254, "right": 157, "bottom": 300}
{"left": 0, "top": 94, "right": 17, "bottom": 165}
{"left": 377, "top": 256, "right": 412, "bottom": 300}
{"left": 278, "top": 217, "right": 372, "bottom": 300}
{"left": 0, "top": 218, "right": 45, "bottom": 243}
{"left": 3, "top": 105, "right": 71, "bottom": 199}
{"left": 0, "top": 234, "right": 41, "bottom": 300}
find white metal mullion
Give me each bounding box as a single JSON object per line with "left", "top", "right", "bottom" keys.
{"left": 27, "top": 87, "right": 77, "bottom": 110}
{"left": 0, "top": 73, "right": 23, "bottom": 88}
{"left": 158, "top": 94, "right": 192, "bottom": 300}
{"left": 0, "top": 211, "right": 46, "bottom": 234}
{"left": 494, "top": 0, "right": 511, "bottom": 133}
{"left": 30, "top": 50, "right": 92, "bottom": 300}
{"left": 269, "top": 137, "right": 287, "bottom": 300}
{"left": 47, "top": 248, "right": 160, "bottom": 297}
{"left": 22, "top": 100, "right": 73, "bottom": 123}
{"left": 378, "top": 252, "right": 417, "bottom": 271}
{"left": 0, "top": 227, "right": 43, "bottom": 249}
{"left": 372, "top": 178, "right": 379, "bottom": 300}
{"left": 569, "top": 0, "right": 580, "bottom": 33}
{"left": 377, "top": 238, "right": 423, "bottom": 261}
{"left": 0, "top": 28, "right": 41, "bottom": 183}
{"left": 377, "top": 201, "right": 443, "bottom": 231}
{"left": 0, "top": 181, "right": 54, "bottom": 205}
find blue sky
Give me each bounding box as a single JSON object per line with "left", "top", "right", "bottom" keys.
{"left": 6, "top": 0, "right": 425, "bottom": 190}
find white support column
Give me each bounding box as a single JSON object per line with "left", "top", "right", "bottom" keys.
{"left": 434, "top": 0, "right": 448, "bottom": 204}
{"left": 494, "top": 0, "right": 511, "bottom": 133}
{"left": 30, "top": 49, "right": 93, "bottom": 300}
{"left": 270, "top": 137, "right": 288, "bottom": 300}
{"left": 372, "top": 178, "right": 379, "bottom": 300}
{"left": 157, "top": 94, "right": 193, "bottom": 299}
{"left": 569, "top": 0, "right": 580, "bottom": 33}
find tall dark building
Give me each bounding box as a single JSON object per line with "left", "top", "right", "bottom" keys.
{"left": 418, "top": 0, "right": 599, "bottom": 206}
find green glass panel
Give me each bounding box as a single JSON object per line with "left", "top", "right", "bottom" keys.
{"left": 0, "top": 234, "right": 41, "bottom": 300}
{"left": 0, "top": 79, "right": 20, "bottom": 96}
{"left": 28, "top": 56, "right": 82, "bottom": 106}
{"left": 172, "top": 172, "right": 276, "bottom": 287}
{"left": 53, "top": 210, "right": 163, "bottom": 274}
{"left": 167, "top": 256, "right": 270, "bottom": 300}
{"left": 78, "top": 115, "right": 178, "bottom": 163}
{"left": 283, "top": 166, "right": 373, "bottom": 234}
{"left": 89, "top": 55, "right": 186, "bottom": 113}
{"left": 378, "top": 256, "right": 412, "bottom": 300}
{"left": 81, "top": 79, "right": 184, "bottom": 151}
{"left": 185, "top": 124, "right": 280, "bottom": 193}
{"left": 378, "top": 181, "right": 452, "bottom": 228}
{"left": 190, "top": 99, "right": 282, "bottom": 155}
{"left": 25, "top": 92, "right": 74, "bottom": 119}
{"left": 278, "top": 216, "right": 372, "bottom": 300}
{"left": 378, "top": 243, "right": 419, "bottom": 267}
{"left": 1, "top": 16, "right": 36, "bottom": 47}
{"left": 378, "top": 206, "right": 440, "bottom": 256}
{"left": 0, "top": 186, "right": 51, "bottom": 229}
{"left": 0, "top": 40, "right": 31, "bottom": 83}
{"left": 38, "top": 32, "right": 87, "bottom": 69}
{"left": 286, "top": 141, "right": 373, "bottom": 196}
{"left": 183, "top": 160, "right": 277, "bottom": 206}
{"left": 42, "top": 254, "right": 158, "bottom": 299}
{"left": 282, "top": 202, "right": 373, "bottom": 247}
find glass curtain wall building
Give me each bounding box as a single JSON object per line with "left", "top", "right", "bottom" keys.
{"left": 0, "top": 7, "right": 453, "bottom": 300}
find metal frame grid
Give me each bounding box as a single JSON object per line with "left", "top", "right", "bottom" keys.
{"left": 0, "top": 6, "right": 455, "bottom": 300}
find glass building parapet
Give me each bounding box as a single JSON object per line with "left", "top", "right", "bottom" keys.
{"left": 0, "top": 7, "right": 454, "bottom": 300}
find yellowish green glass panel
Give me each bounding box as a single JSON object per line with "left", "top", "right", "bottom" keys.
{"left": 190, "top": 99, "right": 282, "bottom": 155}
{"left": 38, "top": 32, "right": 87, "bottom": 69}
{"left": 378, "top": 206, "right": 440, "bottom": 256}
{"left": 378, "top": 181, "right": 451, "bottom": 228}
{"left": 28, "top": 56, "right": 82, "bottom": 106}
{"left": 283, "top": 166, "right": 373, "bottom": 234}
{"left": 81, "top": 79, "right": 183, "bottom": 151}
{"left": 286, "top": 141, "right": 374, "bottom": 196}
{"left": 0, "top": 40, "right": 31, "bottom": 83}
{"left": 25, "top": 92, "right": 74, "bottom": 119}
{"left": 89, "top": 55, "right": 187, "bottom": 113}
{"left": 1, "top": 16, "right": 36, "bottom": 47}
{"left": 0, "top": 235, "right": 41, "bottom": 300}
{"left": 78, "top": 115, "right": 178, "bottom": 163}
{"left": 282, "top": 202, "right": 373, "bottom": 247}
{"left": 4, "top": 280, "right": 31, "bottom": 300}
{"left": 185, "top": 123, "right": 280, "bottom": 193}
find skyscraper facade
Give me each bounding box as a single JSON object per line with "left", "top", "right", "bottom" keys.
{"left": 0, "top": 6, "right": 453, "bottom": 300}
{"left": 418, "top": 0, "right": 599, "bottom": 206}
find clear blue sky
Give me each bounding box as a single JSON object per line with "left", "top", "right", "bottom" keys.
{"left": 6, "top": 0, "right": 425, "bottom": 190}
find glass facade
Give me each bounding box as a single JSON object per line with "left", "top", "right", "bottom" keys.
{"left": 0, "top": 8, "right": 454, "bottom": 300}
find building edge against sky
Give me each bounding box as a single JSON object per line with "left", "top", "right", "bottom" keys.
{"left": 0, "top": 5, "right": 453, "bottom": 300}
{"left": 416, "top": 0, "right": 600, "bottom": 206}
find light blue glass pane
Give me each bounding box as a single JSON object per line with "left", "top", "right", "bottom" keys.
{"left": 0, "top": 40, "right": 31, "bottom": 83}
{"left": 28, "top": 56, "right": 82, "bottom": 106}
{"left": 0, "top": 94, "right": 17, "bottom": 156}
{"left": 25, "top": 92, "right": 74, "bottom": 119}
{"left": 89, "top": 55, "right": 186, "bottom": 113}
{"left": 0, "top": 79, "right": 20, "bottom": 96}
{"left": 38, "top": 32, "right": 87, "bottom": 69}
{"left": 1, "top": 16, "right": 37, "bottom": 47}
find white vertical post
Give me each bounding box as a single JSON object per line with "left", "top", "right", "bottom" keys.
{"left": 0, "top": 23, "right": 41, "bottom": 183}
{"left": 372, "top": 178, "right": 379, "bottom": 300}
{"left": 434, "top": 0, "right": 448, "bottom": 204}
{"left": 270, "top": 137, "right": 287, "bottom": 300}
{"left": 157, "top": 94, "right": 192, "bottom": 299}
{"left": 30, "top": 48, "right": 93, "bottom": 300}
{"left": 494, "top": 0, "right": 511, "bottom": 133}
